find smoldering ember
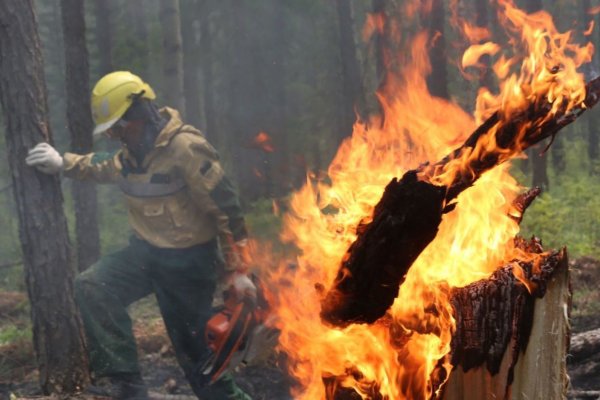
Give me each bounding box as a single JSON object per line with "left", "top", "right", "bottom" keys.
{"left": 0, "top": 1, "right": 600, "bottom": 400}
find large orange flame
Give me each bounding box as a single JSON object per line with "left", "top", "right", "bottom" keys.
{"left": 260, "top": 1, "right": 594, "bottom": 399}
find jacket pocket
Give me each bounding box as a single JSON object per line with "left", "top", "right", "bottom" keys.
{"left": 143, "top": 202, "right": 165, "bottom": 217}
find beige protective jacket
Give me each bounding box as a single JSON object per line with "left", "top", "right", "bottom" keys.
{"left": 63, "top": 108, "right": 247, "bottom": 265}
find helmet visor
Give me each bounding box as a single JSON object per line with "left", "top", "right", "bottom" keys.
{"left": 92, "top": 117, "right": 120, "bottom": 136}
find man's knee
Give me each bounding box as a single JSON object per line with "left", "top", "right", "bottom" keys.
{"left": 74, "top": 268, "right": 102, "bottom": 304}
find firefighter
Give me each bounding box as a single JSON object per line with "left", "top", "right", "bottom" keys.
{"left": 25, "top": 71, "right": 255, "bottom": 400}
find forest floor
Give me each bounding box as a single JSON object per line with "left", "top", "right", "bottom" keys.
{"left": 0, "top": 256, "right": 598, "bottom": 400}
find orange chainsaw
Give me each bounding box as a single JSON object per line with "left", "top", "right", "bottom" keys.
{"left": 197, "top": 276, "right": 277, "bottom": 385}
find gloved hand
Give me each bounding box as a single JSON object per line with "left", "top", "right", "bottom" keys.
{"left": 223, "top": 239, "right": 257, "bottom": 301}
{"left": 25, "top": 143, "right": 64, "bottom": 174}
{"left": 225, "top": 271, "right": 257, "bottom": 302}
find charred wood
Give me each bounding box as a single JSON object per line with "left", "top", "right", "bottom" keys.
{"left": 447, "top": 246, "right": 566, "bottom": 380}
{"left": 320, "top": 76, "right": 600, "bottom": 327}
{"left": 320, "top": 170, "right": 447, "bottom": 326}
{"left": 510, "top": 187, "right": 541, "bottom": 224}
{"left": 441, "top": 244, "right": 570, "bottom": 400}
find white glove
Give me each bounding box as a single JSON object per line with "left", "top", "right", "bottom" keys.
{"left": 227, "top": 271, "right": 257, "bottom": 302}
{"left": 25, "top": 143, "right": 64, "bottom": 174}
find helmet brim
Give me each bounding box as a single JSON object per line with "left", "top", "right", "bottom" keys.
{"left": 92, "top": 117, "right": 119, "bottom": 136}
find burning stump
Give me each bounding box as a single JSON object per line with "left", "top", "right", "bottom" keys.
{"left": 440, "top": 243, "right": 570, "bottom": 400}
{"left": 325, "top": 239, "right": 571, "bottom": 399}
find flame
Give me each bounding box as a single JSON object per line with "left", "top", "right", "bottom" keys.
{"left": 462, "top": 22, "right": 492, "bottom": 43}
{"left": 461, "top": 42, "right": 500, "bottom": 68}
{"left": 253, "top": 131, "right": 275, "bottom": 153}
{"left": 363, "top": 12, "right": 385, "bottom": 42}
{"left": 259, "top": 1, "right": 594, "bottom": 399}
{"left": 584, "top": 20, "right": 595, "bottom": 37}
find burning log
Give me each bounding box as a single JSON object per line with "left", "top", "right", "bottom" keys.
{"left": 569, "top": 328, "right": 600, "bottom": 363}
{"left": 326, "top": 238, "right": 571, "bottom": 399}
{"left": 320, "top": 75, "right": 600, "bottom": 327}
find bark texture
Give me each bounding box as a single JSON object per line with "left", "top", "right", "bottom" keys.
{"left": 181, "top": 0, "right": 202, "bottom": 128}
{"left": 61, "top": 0, "right": 100, "bottom": 272}
{"left": 523, "top": 0, "right": 550, "bottom": 190}
{"left": 474, "top": 0, "right": 493, "bottom": 90}
{"left": 199, "top": 1, "right": 216, "bottom": 144}
{"left": 93, "top": 0, "right": 113, "bottom": 75}
{"left": 372, "top": 0, "right": 386, "bottom": 85}
{"left": 427, "top": 0, "right": 449, "bottom": 99}
{"left": 159, "top": 0, "right": 186, "bottom": 114}
{"left": 441, "top": 246, "right": 570, "bottom": 400}
{"left": 264, "top": 0, "right": 288, "bottom": 197}
{"left": 335, "top": 0, "right": 366, "bottom": 142}
{"left": 0, "top": 0, "right": 88, "bottom": 393}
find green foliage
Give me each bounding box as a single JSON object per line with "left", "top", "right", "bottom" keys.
{"left": 519, "top": 137, "right": 600, "bottom": 258}
{"left": 245, "top": 198, "right": 282, "bottom": 242}
{"left": 572, "top": 285, "right": 600, "bottom": 323}
{"left": 96, "top": 185, "right": 131, "bottom": 254}
{"left": 0, "top": 119, "right": 22, "bottom": 291}
{"left": 0, "top": 266, "right": 25, "bottom": 293}
{"left": 0, "top": 324, "right": 31, "bottom": 346}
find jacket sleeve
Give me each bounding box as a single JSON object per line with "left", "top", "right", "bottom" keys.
{"left": 171, "top": 132, "right": 248, "bottom": 271}
{"left": 62, "top": 151, "right": 123, "bottom": 183}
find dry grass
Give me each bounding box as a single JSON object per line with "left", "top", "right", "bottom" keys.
{"left": 0, "top": 294, "right": 173, "bottom": 385}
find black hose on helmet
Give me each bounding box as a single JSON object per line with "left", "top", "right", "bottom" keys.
{"left": 122, "top": 98, "right": 168, "bottom": 160}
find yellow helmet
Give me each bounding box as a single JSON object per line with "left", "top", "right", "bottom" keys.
{"left": 91, "top": 71, "right": 156, "bottom": 135}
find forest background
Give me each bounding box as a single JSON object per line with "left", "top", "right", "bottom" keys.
{"left": 0, "top": 0, "right": 599, "bottom": 396}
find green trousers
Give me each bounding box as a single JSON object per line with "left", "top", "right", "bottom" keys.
{"left": 74, "top": 236, "right": 251, "bottom": 400}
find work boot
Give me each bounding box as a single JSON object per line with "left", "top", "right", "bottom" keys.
{"left": 85, "top": 373, "right": 149, "bottom": 400}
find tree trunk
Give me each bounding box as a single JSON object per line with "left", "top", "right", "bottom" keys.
{"left": 0, "top": 0, "right": 88, "bottom": 394}
{"left": 583, "top": 0, "right": 599, "bottom": 171}
{"left": 427, "top": 0, "right": 449, "bottom": 99}
{"left": 93, "top": 0, "right": 113, "bottom": 75}
{"left": 126, "top": 0, "right": 150, "bottom": 79}
{"left": 522, "top": 0, "right": 548, "bottom": 188}
{"left": 61, "top": 0, "right": 100, "bottom": 272}
{"left": 264, "top": 0, "right": 288, "bottom": 197}
{"left": 181, "top": 0, "right": 202, "bottom": 128}
{"left": 372, "top": 0, "right": 386, "bottom": 86}
{"left": 550, "top": 0, "right": 567, "bottom": 176}
{"left": 588, "top": 113, "right": 599, "bottom": 172}
{"left": 159, "top": 0, "right": 186, "bottom": 115}
{"left": 36, "top": 0, "right": 66, "bottom": 146}
{"left": 474, "top": 0, "right": 493, "bottom": 90}
{"left": 335, "top": 0, "right": 366, "bottom": 142}
{"left": 199, "top": 0, "right": 216, "bottom": 144}
{"left": 227, "top": 0, "right": 262, "bottom": 201}
{"left": 530, "top": 144, "right": 549, "bottom": 189}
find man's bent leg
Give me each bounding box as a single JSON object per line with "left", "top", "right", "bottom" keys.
{"left": 75, "top": 240, "right": 153, "bottom": 378}
{"left": 151, "top": 241, "right": 251, "bottom": 400}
